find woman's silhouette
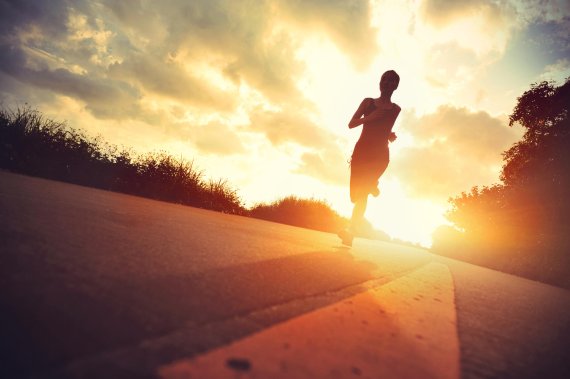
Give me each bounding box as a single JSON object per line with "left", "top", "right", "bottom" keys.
{"left": 338, "top": 70, "right": 401, "bottom": 246}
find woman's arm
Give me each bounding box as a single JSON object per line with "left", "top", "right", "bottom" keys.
{"left": 348, "top": 98, "right": 373, "bottom": 128}
{"left": 387, "top": 105, "right": 401, "bottom": 142}
{"left": 352, "top": 104, "right": 399, "bottom": 128}
{"left": 349, "top": 100, "right": 401, "bottom": 129}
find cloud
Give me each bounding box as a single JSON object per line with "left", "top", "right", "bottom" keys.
{"left": 391, "top": 105, "right": 521, "bottom": 200}
{"left": 0, "top": 44, "right": 142, "bottom": 119}
{"left": 248, "top": 106, "right": 332, "bottom": 148}
{"left": 514, "top": 0, "right": 570, "bottom": 24}
{"left": 0, "top": 0, "right": 71, "bottom": 39}
{"left": 421, "top": 0, "right": 506, "bottom": 27}
{"left": 247, "top": 102, "right": 349, "bottom": 185}
{"left": 539, "top": 58, "right": 570, "bottom": 82}
{"left": 186, "top": 121, "right": 246, "bottom": 156}
{"left": 108, "top": 54, "right": 236, "bottom": 111}
{"left": 221, "top": 31, "right": 306, "bottom": 105}
{"left": 419, "top": 0, "right": 517, "bottom": 57}
{"left": 296, "top": 147, "right": 347, "bottom": 186}
{"left": 424, "top": 42, "right": 479, "bottom": 88}
{"left": 0, "top": 0, "right": 381, "bottom": 159}
{"left": 101, "top": 0, "right": 308, "bottom": 106}
{"left": 277, "top": 0, "right": 378, "bottom": 70}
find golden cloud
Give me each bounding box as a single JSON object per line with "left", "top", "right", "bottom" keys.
{"left": 421, "top": 0, "right": 508, "bottom": 28}
{"left": 296, "top": 148, "right": 347, "bottom": 186}
{"left": 248, "top": 106, "right": 331, "bottom": 147}
{"left": 391, "top": 105, "right": 522, "bottom": 200}
{"left": 188, "top": 121, "right": 246, "bottom": 156}
{"left": 108, "top": 54, "right": 236, "bottom": 111}
{"left": 0, "top": 0, "right": 378, "bottom": 160}
{"left": 419, "top": 0, "right": 517, "bottom": 57}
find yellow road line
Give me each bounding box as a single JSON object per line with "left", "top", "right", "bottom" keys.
{"left": 159, "top": 262, "right": 459, "bottom": 379}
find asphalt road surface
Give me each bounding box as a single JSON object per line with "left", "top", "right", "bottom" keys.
{"left": 1, "top": 171, "right": 569, "bottom": 378}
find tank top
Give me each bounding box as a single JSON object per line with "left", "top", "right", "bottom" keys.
{"left": 355, "top": 99, "right": 394, "bottom": 151}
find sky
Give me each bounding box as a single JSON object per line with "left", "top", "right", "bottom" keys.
{"left": 1, "top": 0, "right": 569, "bottom": 246}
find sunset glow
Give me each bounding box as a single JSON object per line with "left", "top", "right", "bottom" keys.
{"left": 1, "top": 0, "right": 569, "bottom": 246}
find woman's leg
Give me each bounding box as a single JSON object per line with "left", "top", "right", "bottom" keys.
{"left": 350, "top": 195, "right": 368, "bottom": 233}
{"left": 338, "top": 195, "right": 367, "bottom": 246}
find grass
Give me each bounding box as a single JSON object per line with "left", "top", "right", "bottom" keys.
{"left": 250, "top": 196, "right": 348, "bottom": 233}
{"left": 0, "top": 106, "right": 244, "bottom": 214}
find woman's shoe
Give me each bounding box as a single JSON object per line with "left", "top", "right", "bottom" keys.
{"left": 337, "top": 229, "right": 354, "bottom": 247}
{"left": 370, "top": 187, "right": 380, "bottom": 197}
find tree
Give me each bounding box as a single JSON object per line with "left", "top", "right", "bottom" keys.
{"left": 502, "top": 79, "right": 570, "bottom": 200}
{"left": 433, "top": 78, "right": 570, "bottom": 288}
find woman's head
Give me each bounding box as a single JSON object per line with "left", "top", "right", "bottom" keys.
{"left": 380, "top": 70, "right": 399, "bottom": 94}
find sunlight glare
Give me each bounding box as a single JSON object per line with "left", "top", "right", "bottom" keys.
{"left": 365, "top": 179, "right": 448, "bottom": 247}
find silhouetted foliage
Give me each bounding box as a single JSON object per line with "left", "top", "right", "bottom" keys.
{"left": 0, "top": 106, "right": 245, "bottom": 214}
{"left": 433, "top": 78, "right": 570, "bottom": 288}
{"left": 250, "top": 196, "right": 349, "bottom": 233}
{"left": 250, "top": 196, "right": 392, "bottom": 241}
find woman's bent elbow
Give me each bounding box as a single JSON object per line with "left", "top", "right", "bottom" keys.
{"left": 348, "top": 120, "right": 359, "bottom": 128}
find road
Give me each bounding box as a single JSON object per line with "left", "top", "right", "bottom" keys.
{"left": 1, "top": 171, "right": 569, "bottom": 378}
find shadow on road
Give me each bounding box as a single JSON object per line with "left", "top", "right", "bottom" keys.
{"left": 3, "top": 246, "right": 420, "bottom": 378}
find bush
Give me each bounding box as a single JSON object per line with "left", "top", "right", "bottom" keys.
{"left": 432, "top": 78, "right": 570, "bottom": 289}
{"left": 0, "top": 106, "right": 245, "bottom": 214}
{"left": 250, "top": 196, "right": 348, "bottom": 233}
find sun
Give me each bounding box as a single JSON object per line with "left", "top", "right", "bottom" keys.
{"left": 364, "top": 179, "right": 448, "bottom": 247}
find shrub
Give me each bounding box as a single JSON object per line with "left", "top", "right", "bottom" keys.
{"left": 0, "top": 106, "right": 245, "bottom": 214}
{"left": 250, "top": 196, "right": 348, "bottom": 233}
